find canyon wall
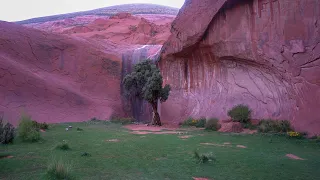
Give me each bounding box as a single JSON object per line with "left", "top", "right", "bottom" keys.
{"left": 159, "top": 0, "right": 320, "bottom": 134}
{"left": 0, "top": 21, "right": 123, "bottom": 124}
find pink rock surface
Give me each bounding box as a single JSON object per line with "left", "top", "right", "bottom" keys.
{"left": 0, "top": 21, "right": 124, "bottom": 125}
{"left": 159, "top": 0, "right": 320, "bottom": 135}
{"left": 286, "top": 154, "right": 305, "bottom": 160}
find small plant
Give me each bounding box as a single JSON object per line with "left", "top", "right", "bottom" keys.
{"left": 76, "top": 127, "right": 83, "bottom": 131}
{"left": 258, "top": 119, "right": 292, "bottom": 133}
{"left": 287, "top": 131, "right": 304, "bottom": 139}
{"left": 205, "top": 118, "right": 220, "bottom": 131}
{"left": 129, "top": 25, "right": 137, "bottom": 32}
{"left": 0, "top": 117, "right": 15, "bottom": 144}
{"left": 194, "top": 151, "right": 216, "bottom": 164}
{"left": 181, "top": 117, "right": 198, "bottom": 127}
{"left": 32, "top": 121, "right": 49, "bottom": 130}
{"left": 228, "top": 104, "right": 251, "bottom": 124}
{"left": 47, "top": 159, "right": 72, "bottom": 179}
{"left": 18, "top": 114, "right": 40, "bottom": 142}
{"left": 55, "top": 141, "right": 70, "bottom": 150}
{"left": 81, "top": 152, "right": 91, "bottom": 157}
{"left": 195, "top": 117, "right": 206, "bottom": 128}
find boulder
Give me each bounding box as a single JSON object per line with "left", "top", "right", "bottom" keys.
{"left": 218, "top": 122, "right": 243, "bottom": 133}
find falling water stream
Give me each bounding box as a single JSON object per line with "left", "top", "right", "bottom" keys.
{"left": 121, "top": 45, "right": 162, "bottom": 123}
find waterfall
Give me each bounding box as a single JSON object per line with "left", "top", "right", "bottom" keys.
{"left": 121, "top": 45, "right": 162, "bottom": 123}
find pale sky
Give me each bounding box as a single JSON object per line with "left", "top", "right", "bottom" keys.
{"left": 0, "top": 0, "right": 185, "bottom": 22}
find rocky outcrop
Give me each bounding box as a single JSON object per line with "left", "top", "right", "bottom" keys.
{"left": 160, "top": 0, "right": 320, "bottom": 134}
{"left": 0, "top": 21, "right": 124, "bottom": 124}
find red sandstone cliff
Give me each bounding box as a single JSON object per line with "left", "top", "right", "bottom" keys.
{"left": 0, "top": 21, "right": 125, "bottom": 124}
{"left": 160, "top": 0, "right": 320, "bottom": 134}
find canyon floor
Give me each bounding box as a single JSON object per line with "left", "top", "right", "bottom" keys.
{"left": 1, "top": 121, "right": 319, "bottom": 180}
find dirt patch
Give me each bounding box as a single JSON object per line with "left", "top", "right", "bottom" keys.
{"left": 193, "top": 177, "right": 210, "bottom": 180}
{"left": 236, "top": 145, "right": 247, "bottom": 149}
{"left": 179, "top": 135, "right": 192, "bottom": 139}
{"left": 125, "top": 124, "right": 177, "bottom": 132}
{"left": 155, "top": 157, "right": 167, "bottom": 161}
{"left": 0, "top": 155, "right": 13, "bottom": 159}
{"left": 223, "top": 142, "right": 231, "bottom": 145}
{"left": 105, "top": 139, "right": 120, "bottom": 142}
{"left": 286, "top": 154, "right": 305, "bottom": 160}
{"left": 242, "top": 129, "right": 258, "bottom": 134}
{"left": 40, "top": 129, "right": 46, "bottom": 132}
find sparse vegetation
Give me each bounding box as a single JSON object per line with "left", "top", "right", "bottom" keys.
{"left": 81, "top": 152, "right": 91, "bottom": 157}
{"left": 0, "top": 117, "right": 15, "bottom": 144}
{"left": 258, "top": 119, "right": 292, "bottom": 133}
{"left": 205, "top": 118, "right": 220, "bottom": 131}
{"left": 76, "top": 127, "right": 83, "bottom": 131}
{"left": 181, "top": 117, "right": 198, "bottom": 127}
{"left": 194, "top": 151, "right": 216, "bottom": 164}
{"left": 47, "top": 159, "right": 72, "bottom": 180}
{"left": 18, "top": 114, "right": 40, "bottom": 142}
{"left": 129, "top": 25, "right": 137, "bottom": 32}
{"left": 195, "top": 117, "right": 206, "bottom": 128}
{"left": 228, "top": 104, "right": 251, "bottom": 124}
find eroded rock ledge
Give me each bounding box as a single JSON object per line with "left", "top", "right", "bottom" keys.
{"left": 159, "top": 0, "right": 320, "bottom": 135}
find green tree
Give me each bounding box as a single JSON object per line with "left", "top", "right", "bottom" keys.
{"left": 123, "top": 60, "right": 171, "bottom": 126}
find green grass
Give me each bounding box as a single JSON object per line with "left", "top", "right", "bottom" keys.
{"left": 1, "top": 121, "right": 319, "bottom": 180}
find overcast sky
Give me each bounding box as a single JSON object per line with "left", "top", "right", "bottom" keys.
{"left": 0, "top": 0, "right": 185, "bottom": 22}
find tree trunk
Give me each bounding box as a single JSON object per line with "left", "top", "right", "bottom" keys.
{"left": 151, "top": 102, "right": 161, "bottom": 126}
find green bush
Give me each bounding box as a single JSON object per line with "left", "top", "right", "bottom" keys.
{"left": 76, "top": 127, "right": 83, "bottom": 131}
{"left": 0, "top": 118, "right": 15, "bottom": 144}
{"left": 181, "top": 117, "right": 197, "bottom": 126}
{"left": 32, "top": 121, "right": 49, "bottom": 130}
{"left": 227, "top": 104, "right": 251, "bottom": 124}
{"left": 47, "top": 159, "right": 72, "bottom": 179}
{"left": 195, "top": 117, "right": 206, "bottom": 128}
{"left": 258, "top": 119, "right": 292, "bottom": 133}
{"left": 194, "top": 151, "right": 216, "bottom": 164}
{"left": 18, "top": 114, "right": 40, "bottom": 142}
{"left": 110, "top": 117, "right": 134, "bottom": 125}
{"left": 205, "top": 118, "right": 220, "bottom": 131}
{"left": 55, "top": 142, "right": 70, "bottom": 150}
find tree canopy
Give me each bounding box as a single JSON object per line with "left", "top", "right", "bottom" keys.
{"left": 123, "top": 60, "right": 170, "bottom": 125}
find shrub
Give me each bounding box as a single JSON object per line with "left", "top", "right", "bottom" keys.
{"left": 76, "top": 127, "right": 83, "bottom": 131}
{"left": 0, "top": 118, "right": 15, "bottom": 144}
{"left": 55, "top": 141, "right": 70, "bottom": 150}
{"left": 181, "top": 117, "right": 198, "bottom": 127}
{"left": 194, "top": 151, "right": 216, "bottom": 164}
{"left": 47, "top": 159, "right": 72, "bottom": 180}
{"left": 287, "top": 131, "right": 304, "bottom": 139}
{"left": 32, "top": 121, "right": 49, "bottom": 130}
{"left": 228, "top": 104, "right": 251, "bottom": 124}
{"left": 258, "top": 119, "right": 292, "bottom": 133}
{"left": 110, "top": 116, "right": 134, "bottom": 125}
{"left": 195, "top": 117, "right": 206, "bottom": 128}
{"left": 18, "top": 114, "right": 40, "bottom": 142}
{"left": 81, "top": 152, "right": 91, "bottom": 157}
{"left": 205, "top": 118, "right": 220, "bottom": 131}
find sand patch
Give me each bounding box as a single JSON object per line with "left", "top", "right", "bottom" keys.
{"left": 105, "top": 139, "right": 120, "bottom": 142}
{"left": 286, "top": 154, "right": 305, "bottom": 160}
{"left": 223, "top": 142, "right": 231, "bottom": 145}
{"left": 236, "top": 145, "right": 247, "bottom": 148}
{"left": 193, "top": 177, "right": 210, "bottom": 180}
{"left": 40, "top": 129, "right": 46, "bottom": 132}
{"left": 179, "top": 135, "right": 192, "bottom": 139}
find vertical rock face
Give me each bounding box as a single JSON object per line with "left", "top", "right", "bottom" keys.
{"left": 160, "top": 0, "right": 320, "bottom": 134}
